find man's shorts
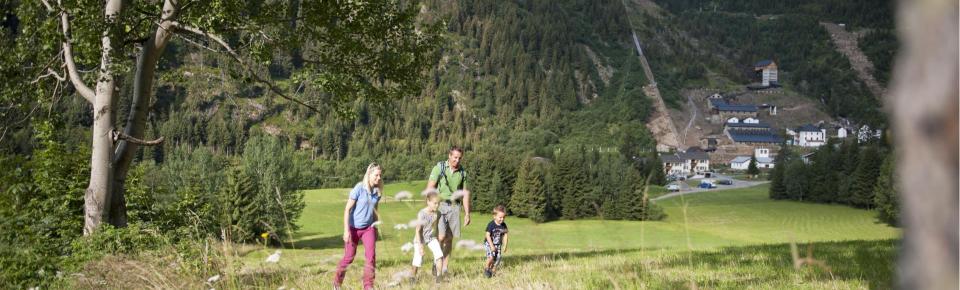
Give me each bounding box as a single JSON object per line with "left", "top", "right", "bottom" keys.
{"left": 412, "top": 239, "right": 444, "bottom": 267}
{"left": 438, "top": 201, "right": 461, "bottom": 238}
{"left": 483, "top": 241, "right": 502, "bottom": 265}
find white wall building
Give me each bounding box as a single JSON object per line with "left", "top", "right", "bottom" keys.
{"left": 730, "top": 148, "right": 775, "bottom": 170}
{"left": 794, "top": 124, "right": 826, "bottom": 147}
{"left": 662, "top": 150, "right": 711, "bottom": 176}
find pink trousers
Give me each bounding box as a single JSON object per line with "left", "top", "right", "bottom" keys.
{"left": 333, "top": 226, "right": 377, "bottom": 289}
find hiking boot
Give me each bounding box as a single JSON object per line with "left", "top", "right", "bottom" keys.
{"left": 431, "top": 264, "right": 437, "bottom": 277}
{"left": 483, "top": 268, "right": 492, "bottom": 278}
{"left": 435, "top": 272, "right": 443, "bottom": 284}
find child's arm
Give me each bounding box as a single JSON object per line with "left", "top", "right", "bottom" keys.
{"left": 485, "top": 231, "right": 494, "bottom": 249}
{"left": 501, "top": 233, "right": 509, "bottom": 255}
{"left": 414, "top": 212, "right": 425, "bottom": 252}
{"left": 414, "top": 224, "right": 423, "bottom": 244}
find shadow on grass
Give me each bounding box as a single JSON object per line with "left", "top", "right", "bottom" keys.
{"left": 291, "top": 234, "right": 343, "bottom": 250}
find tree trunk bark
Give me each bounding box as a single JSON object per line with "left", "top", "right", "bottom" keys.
{"left": 83, "top": 0, "right": 124, "bottom": 235}
{"left": 891, "top": 0, "right": 958, "bottom": 288}
{"left": 110, "top": 0, "right": 179, "bottom": 227}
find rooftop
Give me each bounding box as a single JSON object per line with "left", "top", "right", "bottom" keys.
{"left": 796, "top": 124, "right": 822, "bottom": 132}
{"left": 728, "top": 132, "right": 782, "bottom": 143}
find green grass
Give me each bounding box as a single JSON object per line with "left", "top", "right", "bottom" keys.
{"left": 224, "top": 182, "right": 899, "bottom": 289}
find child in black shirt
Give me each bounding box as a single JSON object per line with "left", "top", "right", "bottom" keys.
{"left": 483, "top": 205, "right": 509, "bottom": 278}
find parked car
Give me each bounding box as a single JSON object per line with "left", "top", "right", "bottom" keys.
{"left": 698, "top": 182, "right": 716, "bottom": 189}
{"left": 666, "top": 184, "right": 681, "bottom": 192}
{"left": 717, "top": 179, "right": 733, "bottom": 185}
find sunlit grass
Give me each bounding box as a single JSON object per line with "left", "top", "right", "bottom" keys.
{"left": 232, "top": 182, "right": 899, "bottom": 289}
{"left": 65, "top": 182, "right": 900, "bottom": 289}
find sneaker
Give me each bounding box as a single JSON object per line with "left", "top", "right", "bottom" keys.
{"left": 483, "top": 268, "right": 492, "bottom": 278}
{"left": 409, "top": 276, "right": 417, "bottom": 284}
{"left": 435, "top": 272, "right": 443, "bottom": 283}
{"left": 333, "top": 282, "right": 342, "bottom": 290}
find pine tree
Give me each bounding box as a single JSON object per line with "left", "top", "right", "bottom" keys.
{"left": 784, "top": 159, "right": 809, "bottom": 201}
{"left": 873, "top": 155, "right": 899, "bottom": 226}
{"left": 837, "top": 140, "right": 861, "bottom": 204}
{"left": 768, "top": 146, "right": 790, "bottom": 200}
{"left": 808, "top": 140, "right": 839, "bottom": 203}
{"left": 641, "top": 152, "right": 667, "bottom": 186}
{"left": 747, "top": 154, "right": 760, "bottom": 177}
{"left": 849, "top": 146, "right": 883, "bottom": 208}
{"left": 617, "top": 167, "right": 665, "bottom": 221}
{"left": 509, "top": 158, "right": 550, "bottom": 222}
{"left": 556, "top": 152, "right": 590, "bottom": 219}
{"left": 220, "top": 167, "right": 259, "bottom": 242}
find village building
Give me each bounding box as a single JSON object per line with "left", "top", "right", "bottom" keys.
{"left": 730, "top": 147, "right": 776, "bottom": 170}
{"left": 723, "top": 120, "right": 782, "bottom": 145}
{"left": 792, "top": 124, "right": 827, "bottom": 147}
{"left": 710, "top": 98, "right": 759, "bottom": 120}
{"left": 661, "top": 150, "right": 711, "bottom": 176}
{"left": 754, "top": 60, "right": 779, "bottom": 87}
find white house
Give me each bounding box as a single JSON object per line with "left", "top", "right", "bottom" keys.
{"left": 730, "top": 148, "right": 775, "bottom": 170}
{"left": 661, "top": 150, "right": 711, "bottom": 176}
{"left": 794, "top": 124, "right": 826, "bottom": 147}
{"left": 743, "top": 117, "right": 760, "bottom": 124}
{"left": 727, "top": 117, "right": 740, "bottom": 123}
{"left": 837, "top": 127, "right": 848, "bottom": 138}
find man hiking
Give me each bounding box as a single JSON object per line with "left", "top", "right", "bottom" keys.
{"left": 426, "top": 146, "right": 471, "bottom": 281}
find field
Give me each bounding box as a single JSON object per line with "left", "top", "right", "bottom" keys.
{"left": 223, "top": 181, "right": 901, "bottom": 289}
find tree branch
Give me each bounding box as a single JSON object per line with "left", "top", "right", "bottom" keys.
{"left": 59, "top": 1, "right": 95, "bottom": 103}
{"left": 32, "top": 68, "right": 67, "bottom": 84}
{"left": 112, "top": 130, "right": 164, "bottom": 146}
{"left": 41, "top": 0, "right": 54, "bottom": 12}
{"left": 173, "top": 23, "right": 323, "bottom": 113}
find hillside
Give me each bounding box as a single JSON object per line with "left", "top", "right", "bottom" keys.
{"left": 4, "top": 0, "right": 898, "bottom": 184}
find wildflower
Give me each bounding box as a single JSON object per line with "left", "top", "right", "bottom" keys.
{"left": 452, "top": 190, "right": 468, "bottom": 200}
{"left": 394, "top": 191, "right": 413, "bottom": 200}
{"left": 388, "top": 270, "right": 414, "bottom": 287}
{"left": 261, "top": 232, "right": 270, "bottom": 240}
{"left": 456, "top": 239, "right": 485, "bottom": 251}
{"left": 455, "top": 239, "right": 477, "bottom": 249}
{"left": 421, "top": 188, "right": 439, "bottom": 196}
{"left": 394, "top": 223, "right": 409, "bottom": 230}
{"left": 407, "top": 219, "right": 426, "bottom": 228}
{"left": 266, "top": 250, "right": 281, "bottom": 263}
{"left": 400, "top": 242, "right": 414, "bottom": 252}
{"left": 207, "top": 274, "right": 221, "bottom": 283}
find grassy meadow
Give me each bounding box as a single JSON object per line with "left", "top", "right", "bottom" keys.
{"left": 222, "top": 182, "right": 900, "bottom": 289}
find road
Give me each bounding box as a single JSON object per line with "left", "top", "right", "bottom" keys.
{"left": 652, "top": 173, "right": 769, "bottom": 201}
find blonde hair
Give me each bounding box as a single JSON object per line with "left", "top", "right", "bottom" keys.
{"left": 362, "top": 163, "right": 384, "bottom": 195}
{"left": 424, "top": 190, "right": 440, "bottom": 203}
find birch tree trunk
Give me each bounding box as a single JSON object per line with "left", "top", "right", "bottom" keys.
{"left": 890, "top": 0, "right": 959, "bottom": 288}
{"left": 83, "top": 0, "right": 124, "bottom": 235}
